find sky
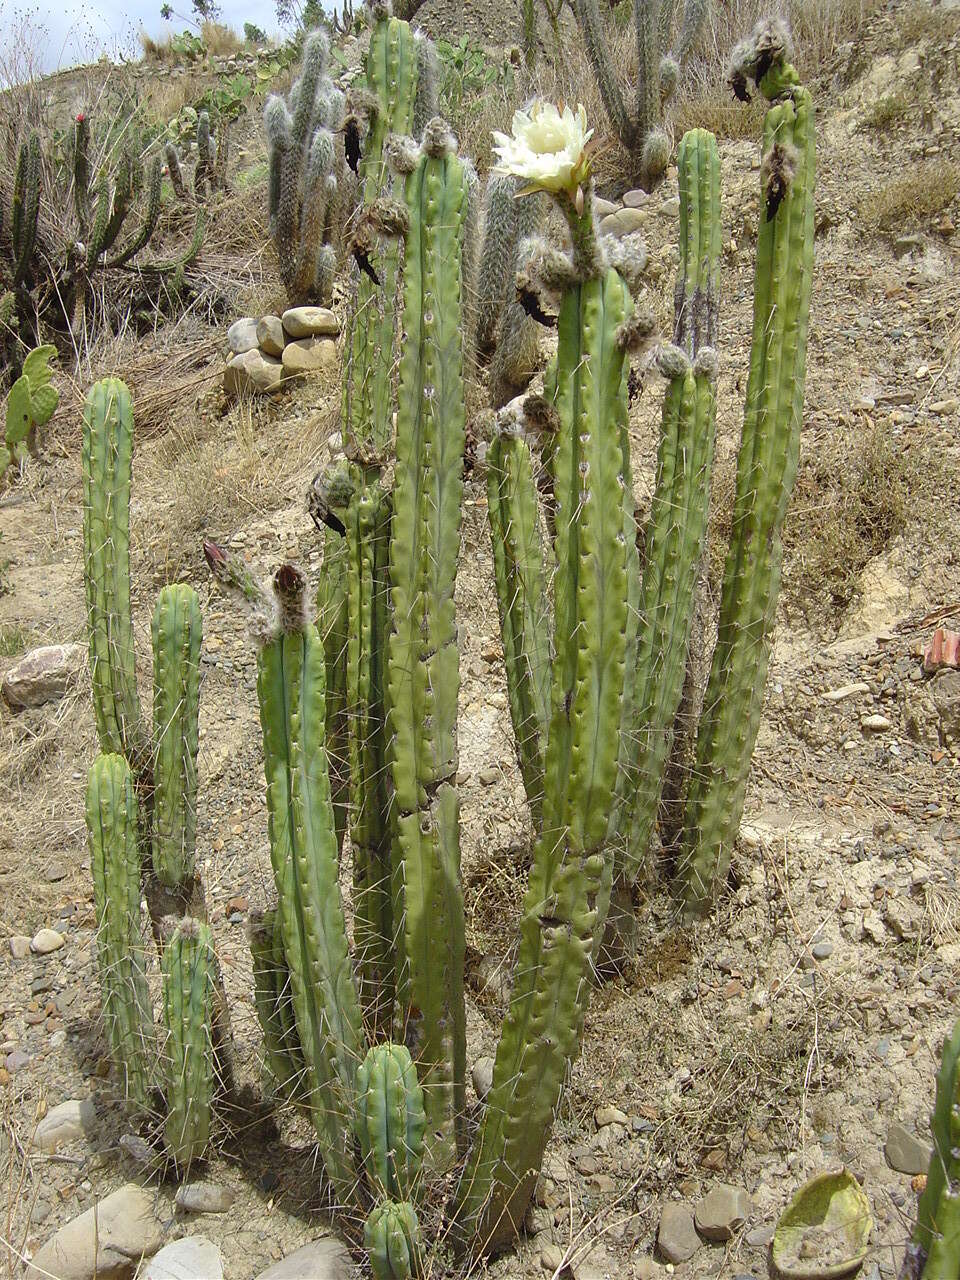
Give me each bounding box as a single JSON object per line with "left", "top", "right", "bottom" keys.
{"left": 0, "top": 0, "right": 339, "bottom": 80}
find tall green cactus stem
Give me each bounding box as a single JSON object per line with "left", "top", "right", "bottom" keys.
{"left": 676, "top": 33, "right": 815, "bottom": 916}
{"left": 899, "top": 1019, "right": 960, "bottom": 1279}
{"left": 12, "top": 133, "right": 41, "bottom": 289}
{"left": 151, "top": 585, "right": 202, "bottom": 890}
{"left": 342, "top": 10, "right": 424, "bottom": 460}
{"left": 317, "top": 527, "right": 350, "bottom": 858}
{"left": 87, "top": 754, "right": 155, "bottom": 1113}
{"left": 455, "top": 193, "right": 631, "bottom": 1251}
{"left": 249, "top": 908, "right": 309, "bottom": 1108}
{"left": 387, "top": 124, "right": 470, "bottom": 1165}
{"left": 82, "top": 379, "right": 143, "bottom": 764}
{"left": 364, "top": 1201, "right": 421, "bottom": 1280}
{"left": 522, "top": 0, "right": 537, "bottom": 67}
{"left": 619, "top": 128, "right": 720, "bottom": 881}
{"left": 486, "top": 432, "right": 551, "bottom": 825}
{"left": 572, "top": 0, "right": 709, "bottom": 188}
{"left": 257, "top": 563, "right": 365, "bottom": 1204}
{"left": 347, "top": 485, "right": 394, "bottom": 1036}
{"left": 264, "top": 31, "right": 344, "bottom": 305}
{"left": 355, "top": 1044, "right": 426, "bottom": 1200}
{"left": 161, "top": 919, "right": 216, "bottom": 1170}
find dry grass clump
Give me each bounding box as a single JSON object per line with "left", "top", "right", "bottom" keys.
{"left": 201, "top": 21, "right": 244, "bottom": 56}
{"left": 672, "top": 92, "right": 764, "bottom": 141}
{"left": 859, "top": 92, "right": 911, "bottom": 132}
{"left": 897, "top": 0, "right": 960, "bottom": 44}
{"left": 858, "top": 162, "right": 960, "bottom": 232}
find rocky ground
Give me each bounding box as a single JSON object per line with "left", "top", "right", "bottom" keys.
{"left": 0, "top": 2, "right": 959, "bottom": 1279}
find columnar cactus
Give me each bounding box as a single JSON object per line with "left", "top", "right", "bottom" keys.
{"left": 386, "top": 119, "right": 472, "bottom": 1164}
{"left": 456, "top": 108, "right": 633, "bottom": 1248}
{"left": 82, "top": 379, "right": 143, "bottom": 765}
{"left": 364, "top": 1200, "right": 421, "bottom": 1280}
{"left": 11, "top": 132, "right": 41, "bottom": 292}
{"left": 249, "top": 908, "right": 308, "bottom": 1107}
{"left": 355, "top": 1044, "right": 426, "bottom": 1200}
{"left": 485, "top": 430, "right": 551, "bottom": 825}
{"left": 165, "top": 111, "right": 229, "bottom": 203}
{"left": 87, "top": 754, "right": 156, "bottom": 1113}
{"left": 573, "top": 0, "right": 709, "bottom": 188}
{"left": 160, "top": 918, "right": 216, "bottom": 1170}
{"left": 618, "top": 127, "right": 721, "bottom": 880}
{"left": 264, "top": 31, "right": 344, "bottom": 305}
{"left": 675, "top": 24, "right": 815, "bottom": 915}
{"left": 151, "top": 585, "right": 202, "bottom": 890}
{"left": 900, "top": 1018, "right": 960, "bottom": 1279}
{"left": 255, "top": 563, "right": 365, "bottom": 1203}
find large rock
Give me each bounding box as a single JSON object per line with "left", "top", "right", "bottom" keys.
{"left": 224, "top": 348, "right": 284, "bottom": 397}
{"left": 694, "top": 1184, "right": 751, "bottom": 1241}
{"left": 657, "top": 1202, "right": 700, "bottom": 1263}
{"left": 281, "top": 306, "right": 340, "bottom": 339}
{"left": 885, "top": 1121, "right": 933, "bottom": 1175}
{"left": 281, "top": 338, "right": 338, "bottom": 379}
{"left": 32, "top": 1099, "right": 96, "bottom": 1153}
{"left": 25, "top": 1183, "right": 164, "bottom": 1280}
{"left": 227, "top": 317, "right": 259, "bottom": 354}
{"left": 2, "top": 643, "right": 85, "bottom": 708}
{"left": 253, "top": 1237, "right": 358, "bottom": 1280}
{"left": 142, "top": 1237, "right": 223, "bottom": 1280}
{"left": 600, "top": 207, "right": 648, "bottom": 239}
{"left": 256, "top": 315, "right": 286, "bottom": 357}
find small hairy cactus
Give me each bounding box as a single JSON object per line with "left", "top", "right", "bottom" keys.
{"left": 161, "top": 918, "right": 216, "bottom": 1170}
{"left": 573, "top": 0, "right": 710, "bottom": 188}
{"left": 2, "top": 345, "right": 59, "bottom": 480}
{"left": 675, "top": 26, "right": 815, "bottom": 915}
{"left": 355, "top": 1044, "right": 426, "bottom": 1200}
{"left": 151, "top": 585, "right": 202, "bottom": 890}
{"left": 364, "top": 1201, "right": 421, "bottom": 1280}
{"left": 900, "top": 1018, "right": 960, "bottom": 1279}
{"left": 87, "top": 754, "right": 156, "bottom": 1113}
{"left": 264, "top": 31, "right": 344, "bottom": 305}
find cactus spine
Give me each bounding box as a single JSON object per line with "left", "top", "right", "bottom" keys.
{"left": 457, "top": 191, "right": 632, "bottom": 1249}
{"left": 675, "top": 30, "right": 815, "bottom": 915}
{"left": 902, "top": 1017, "right": 960, "bottom": 1278}
{"left": 364, "top": 1201, "right": 421, "bottom": 1280}
{"left": 82, "top": 379, "right": 143, "bottom": 763}
{"left": 486, "top": 432, "right": 551, "bottom": 824}
{"left": 619, "top": 128, "right": 720, "bottom": 879}
{"left": 573, "top": 0, "right": 709, "bottom": 188}
{"left": 355, "top": 1044, "right": 426, "bottom": 1200}
{"left": 87, "top": 754, "right": 156, "bottom": 1113}
{"left": 264, "top": 32, "right": 344, "bottom": 305}
{"left": 161, "top": 919, "right": 216, "bottom": 1170}
{"left": 256, "top": 564, "right": 365, "bottom": 1203}
{"left": 387, "top": 122, "right": 470, "bottom": 1164}
{"left": 151, "top": 585, "right": 202, "bottom": 889}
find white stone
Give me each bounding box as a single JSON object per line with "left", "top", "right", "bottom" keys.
{"left": 224, "top": 348, "right": 284, "bottom": 397}
{"left": 281, "top": 306, "right": 340, "bottom": 339}
{"left": 227, "top": 317, "right": 259, "bottom": 354}
{"left": 143, "top": 1237, "right": 224, "bottom": 1280}
{"left": 25, "top": 1183, "right": 163, "bottom": 1280}
{"left": 2, "top": 644, "right": 85, "bottom": 708}
{"left": 823, "top": 682, "right": 870, "bottom": 702}
{"left": 32, "top": 1099, "right": 96, "bottom": 1153}
{"left": 174, "top": 1181, "right": 236, "bottom": 1214}
{"left": 31, "top": 928, "right": 65, "bottom": 954}
{"left": 281, "top": 337, "right": 338, "bottom": 378}
{"left": 600, "top": 207, "right": 648, "bottom": 238}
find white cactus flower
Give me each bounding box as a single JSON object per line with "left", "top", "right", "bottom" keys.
{"left": 491, "top": 101, "right": 593, "bottom": 194}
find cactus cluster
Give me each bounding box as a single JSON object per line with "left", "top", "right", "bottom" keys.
{"left": 264, "top": 30, "right": 346, "bottom": 305}
{"left": 82, "top": 378, "right": 222, "bottom": 1167}
{"left": 165, "top": 110, "right": 229, "bottom": 201}
{"left": 2, "top": 344, "right": 59, "bottom": 480}
{"left": 573, "top": 0, "right": 711, "bottom": 188}
{"left": 1, "top": 115, "right": 204, "bottom": 360}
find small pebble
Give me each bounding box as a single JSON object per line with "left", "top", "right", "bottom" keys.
{"left": 31, "top": 929, "right": 65, "bottom": 955}
{"left": 812, "top": 941, "right": 835, "bottom": 960}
